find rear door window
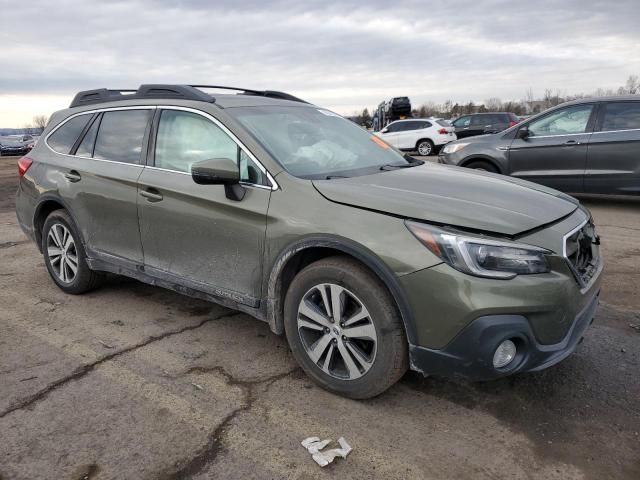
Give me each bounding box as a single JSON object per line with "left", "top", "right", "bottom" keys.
{"left": 601, "top": 102, "right": 640, "bottom": 131}
{"left": 47, "top": 114, "right": 92, "bottom": 154}
{"left": 397, "top": 122, "right": 417, "bottom": 131}
{"left": 93, "top": 110, "right": 151, "bottom": 164}
{"left": 471, "top": 115, "right": 488, "bottom": 126}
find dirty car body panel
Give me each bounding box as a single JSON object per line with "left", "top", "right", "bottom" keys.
{"left": 16, "top": 85, "right": 603, "bottom": 395}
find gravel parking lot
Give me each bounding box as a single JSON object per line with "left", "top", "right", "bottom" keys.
{"left": 1, "top": 155, "right": 638, "bottom": 479}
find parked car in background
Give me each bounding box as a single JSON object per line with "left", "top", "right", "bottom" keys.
{"left": 451, "top": 112, "right": 519, "bottom": 139}
{"left": 0, "top": 136, "right": 31, "bottom": 156}
{"left": 374, "top": 118, "right": 456, "bottom": 155}
{"left": 439, "top": 96, "right": 640, "bottom": 195}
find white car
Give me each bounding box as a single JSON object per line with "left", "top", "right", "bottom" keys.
{"left": 374, "top": 118, "right": 456, "bottom": 156}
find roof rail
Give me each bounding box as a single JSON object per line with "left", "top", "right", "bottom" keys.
{"left": 69, "top": 84, "right": 307, "bottom": 108}
{"left": 190, "top": 85, "right": 309, "bottom": 104}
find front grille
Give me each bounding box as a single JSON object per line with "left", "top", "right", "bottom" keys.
{"left": 564, "top": 220, "right": 600, "bottom": 287}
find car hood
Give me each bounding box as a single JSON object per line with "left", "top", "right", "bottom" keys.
{"left": 0, "top": 140, "right": 23, "bottom": 147}
{"left": 312, "top": 163, "right": 577, "bottom": 236}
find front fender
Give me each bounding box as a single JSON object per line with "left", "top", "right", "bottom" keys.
{"left": 264, "top": 234, "right": 418, "bottom": 344}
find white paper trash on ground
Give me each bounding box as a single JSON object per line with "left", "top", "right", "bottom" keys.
{"left": 301, "top": 436, "right": 352, "bottom": 467}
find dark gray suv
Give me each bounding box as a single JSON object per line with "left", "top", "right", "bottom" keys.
{"left": 440, "top": 96, "right": 640, "bottom": 195}
{"left": 451, "top": 112, "right": 519, "bottom": 139}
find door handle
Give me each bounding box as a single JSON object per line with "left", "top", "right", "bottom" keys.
{"left": 139, "top": 188, "right": 163, "bottom": 202}
{"left": 564, "top": 139, "right": 581, "bottom": 145}
{"left": 64, "top": 170, "right": 81, "bottom": 182}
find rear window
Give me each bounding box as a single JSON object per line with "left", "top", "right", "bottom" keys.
{"left": 601, "top": 102, "right": 640, "bottom": 131}
{"left": 47, "top": 114, "right": 92, "bottom": 154}
{"left": 93, "top": 110, "right": 151, "bottom": 164}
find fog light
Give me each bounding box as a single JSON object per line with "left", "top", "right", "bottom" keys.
{"left": 493, "top": 339, "right": 517, "bottom": 368}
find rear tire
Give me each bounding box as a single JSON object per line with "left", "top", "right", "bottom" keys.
{"left": 416, "top": 139, "right": 434, "bottom": 156}
{"left": 465, "top": 160, "right": 499, "bottom": 173}
{"left": 284, "top": 256, "right": 408, "bottom": 399}
{"left": 42, "top": 210, "right": 103, "bottom": 294}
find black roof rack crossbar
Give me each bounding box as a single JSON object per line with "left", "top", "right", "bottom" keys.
{"left": 190, "top": 85, "right": 309, "bottom": 104}
{"left": 69, "top": 84, "right": 307, "bottom": 108}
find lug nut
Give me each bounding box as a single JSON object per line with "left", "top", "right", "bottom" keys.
{"left": 332, "top": 338, "right": 338, "bottom": 344}
{"left": 340, "top": 323, "right": 344, "bottom": 328}
{"left": 325, "top": 327, "right": 330, "bottom": 333}
{"left": 342, "top": 335, "right": 347, "bottom": 341}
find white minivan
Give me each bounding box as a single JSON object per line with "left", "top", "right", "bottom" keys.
{"left": 375, "top": 118, "right": 456, "bottom": 156}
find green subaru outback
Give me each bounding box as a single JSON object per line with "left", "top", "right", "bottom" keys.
{"left": 15, "top": 85, "right": 602, "bottom": 398}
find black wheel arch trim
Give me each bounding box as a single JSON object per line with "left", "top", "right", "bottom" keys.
{"left": 33, "top": 193, "right": 84, "bottom": 253}
{"left": 460, "top": 156, "right": 503, "bottom": 174}
{"left": 265, "top": 234, "right": 418, "bottom": 344}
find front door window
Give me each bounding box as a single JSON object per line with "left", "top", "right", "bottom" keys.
{"left": 528, "top": 105, "right": 593, "bottom": 137}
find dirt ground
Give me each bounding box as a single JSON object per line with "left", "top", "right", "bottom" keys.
{"left": 0, "top": 155, "right": 638, "bottom": 480}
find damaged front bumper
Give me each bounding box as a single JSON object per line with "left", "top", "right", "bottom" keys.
{"left": 408, "top": 289, "right": 600, "bottom": 381}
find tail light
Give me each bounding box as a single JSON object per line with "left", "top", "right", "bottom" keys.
{"left": 18, "top": 157, "right": 33, "bottom": 177}
{"left": 508, "top": 121, "right": 518, "bottom": 128}
{"left": 438, "top": 128, "right": 448, "bottom": 134}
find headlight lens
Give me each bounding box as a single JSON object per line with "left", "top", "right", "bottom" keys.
{"left": 442, "top": 142, "right": 468, "bottom": 154}
{"left": 406, "top": 221, "right": 550, "bottom": 279}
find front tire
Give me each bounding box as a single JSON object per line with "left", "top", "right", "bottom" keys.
{"left": 42, "top": 210, "right": 103, "bottom": 294}
{"left": 284, "top": 256, "right": 408, "bottom": 399}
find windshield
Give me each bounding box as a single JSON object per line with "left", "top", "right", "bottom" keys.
{"left": 229, "top": 106, "right": 411, "bottom": 178}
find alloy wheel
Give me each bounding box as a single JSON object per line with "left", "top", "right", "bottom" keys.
{"left": 297, "top": 283, "right": 377, "bottom": 380}
{"left": 47, "top": 223, "right": 78, "bottom": 283}
{"left": 418, "top": 142, "right": 432, "bottom": 156}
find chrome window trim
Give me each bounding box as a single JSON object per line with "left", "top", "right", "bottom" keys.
{"left": 143, "top": 165, "right": 273, "bottom": 191}
{"left": 524, "top": 132, "right": 591, "bottom": 139}
{"left": 593, "top": 127, "right": 640, "bottom": 134}
{"left": 44, "top": 104, "right": 279, "bottom": 191}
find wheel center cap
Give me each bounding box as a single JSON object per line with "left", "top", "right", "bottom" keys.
{"left": 332, "top": 326, "right": 340, "bottom": 336}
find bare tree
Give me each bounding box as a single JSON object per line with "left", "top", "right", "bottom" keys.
{"left": 485, "top": 97, "right": 502, "bottom": 111}
{"left": 442, "top": 99, "right": 453, "bottom": 117}
{"left": 625, "top": 75, "right": 639, "bottom": 94}
{"left": 33, "top": 115, "right": 48, "bottom": 130}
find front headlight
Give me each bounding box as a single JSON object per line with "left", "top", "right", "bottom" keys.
{"left": 406, "top": 221, "right": 550, "bottom": 279}
{"left": 442, "top": 142, "right": 468, "bottom": 154}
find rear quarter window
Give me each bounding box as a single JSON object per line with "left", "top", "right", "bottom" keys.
{"left": 47, "top": 114, "right": 92, "bottom": 154}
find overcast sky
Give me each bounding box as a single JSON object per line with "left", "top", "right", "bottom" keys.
{"left": 1, "top": 0, "right": 639, "bottom": 127}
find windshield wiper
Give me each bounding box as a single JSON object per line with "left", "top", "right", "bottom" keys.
{"left": 380, "top": 159, "right": 424, "bottom": 171}
{"left": 325, "top": 175, "right": 349, "bottom": 179}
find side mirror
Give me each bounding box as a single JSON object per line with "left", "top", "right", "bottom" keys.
{"left": 516, "top": 126, "right": 530, "bottom": 140}
{"left": 191, "top": 158, "right": 245, "bottom": 201}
